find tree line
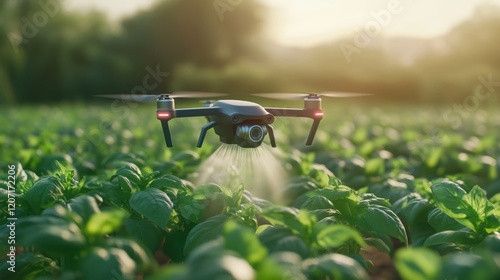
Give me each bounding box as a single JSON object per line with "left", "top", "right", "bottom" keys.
{"left": 1, "top": 0, "right": 499, "bottom": 104}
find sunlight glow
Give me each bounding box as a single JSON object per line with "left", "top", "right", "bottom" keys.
{"left": 66, "top": 0, "right": 500, "bottom": 47}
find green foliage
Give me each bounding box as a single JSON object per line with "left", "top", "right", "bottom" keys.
{"left": 129, "top": 188, "right": 174, "bottom": 230}
{"left": 1, "top": 104, "right": 499, "bottom": 279}
{"left": 395, "top": 248, "right": 441, "bottom": 280}
{"left": 431, "top": 181, "right": 500, "bottom": 235}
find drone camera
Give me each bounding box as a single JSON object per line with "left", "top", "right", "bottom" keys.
{"left": 235, "top": 124, "right": 268, "bottom": 147}
{"left": 238, "top": 124, "right": 267, "bottom": 143}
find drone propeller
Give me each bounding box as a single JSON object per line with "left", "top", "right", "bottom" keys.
{"left": 95, "top": 92, "right": 228, "bottom": 103}
{"left": 252, "top": 92, "right": 372, "bottom": 100}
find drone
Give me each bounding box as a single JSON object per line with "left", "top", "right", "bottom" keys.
{"left": 97, "top": 92, "right": 370, "bottom": 148}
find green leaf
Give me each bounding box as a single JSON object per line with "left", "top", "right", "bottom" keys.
{"left": 147, "top": 175, "right": 186, "bottom": 192}
{"left": 255, "top": 257, "right": 290, "bottom": 280}
{"left": 365, "top": 158, "right": 385, "bottom": 175}
{"left": 147, "top": 264, "right": 188, "bottom": 280}
{"left": 393, "top": 194, "right": 436, "bottom": 246}
{"left": 0, "top": 252, "right": 58, "bottom": 280}
{"left": 360, "top": 193, "right": 391, "bottom": 208}
{"left": 68, "top": 195, "right": 100, "bottom": 224}
{"left": 266, "top": 252, "right": 306, "bottom": 280}
{"left": 164, "top": 228, "right": 189, "bottom": 262}
{"left": 80, "top": 247, "right": 136, "bottom": 280}
{"left": 184, "top": 238, "right": 255, "bottom": 279}
{"left": 315, "top": 186, "right": 361, "bottom": 218}
{"left": 124, "top": 218, "right": 163, "bottom": 253}
{"left": 258, "top": 226, "right": 310, "bottom": 258}
{"left": 465, "top": 185, "right": 500, "bottom": 233}
{"left": 129, "top": 188, "right": 174, "bottom": 229}
{"left": 223, "top": 220, "right": 267, "bottom": 266}
{"left": 355, "top": 204, "right": 408, "bottom": 245}
{"left": 113, "top": 162, "right": 142, "bottom": 178}
{"left": 261, "top": 207, "right": 317, "bottom": 241}
{"left": 229, "top": 184, "right": 244, "bottom": 207}
{"left": 177, "top": 190, "right": 204, "bottom": 223}
{"left": 260, "top": 206, "right": 301, "bottom": 230}
{"left": 113, "top": 175, "right": 137, "bottom": 194}
{"left": 188, "top": 252, "right": 255, "bottom": 280}
{"left": 106, "top": 238, "right": 153, "bottom": 269}
{"left": 303, "top": 253, "right": 369, "bottom": 280}
{"left": 297, "top": 195, "right": 334, "bottom": 210}
{"left": 24, "top": 176, "right": 66, "bottom": 213}
{"left": 427, "top": 208, "right": 464, "bottom": 231}
{"left": 426, "top": 148, "right": 442, "bottom": 168}
{"left": 99, "top": 183, "right": 130, "bottom": 208}
{"left": 438, "top": 253, "right": 498, "bottom": 280}
{"left": 115, "top": 167, "right": 142, "bottom": 186}
{"left": 431, "top": 181, "right": 477, "bottom": 230}
{"left": 394, "top": 247, "right": 441, "bottom": 280}
{"left": 184, "top": 214, "right": 228, "bottom": 255}
{"left": 308, "top": 168, "right": 330, "bottom": 187}
{"left": 424, "top": 229, "right": 478, "bottom": 248}
{"left": 17, "top": 215, "right": 86, "bottom": 255}
{"left": 431, "top": 181, "right": 500, "bottom": 233}
{"left": 85, "top": 209, "right": 129, "bottom": 237}
{"left": 315, "top": 224, "right": 366, "bottom": 250}
{"left": 172, "top": 150, "right": 200, "bottom": 164}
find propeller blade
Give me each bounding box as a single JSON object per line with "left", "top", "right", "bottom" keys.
{"left": 94, "top": 94, "right": 160, "bottom": 103}
{"left": 252, "top": 93, "right": 307, "bottom": 100}
{"left": 95, "top": 92, "right": 228, "bottom": 103}
{"left": 319, "top": 92, "right": 372, "bottom": 98}
{"left": 252, "top": 92, "right": 372, "bottom": 100}
{"left": 169, "top": 92, "right": 228, "bottom": 98}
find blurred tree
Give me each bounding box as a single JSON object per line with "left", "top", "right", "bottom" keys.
{"left": 414, "top": 4, "right": 500, "bottom": 103}
{"left": 120, "top": 0, "right": 263, "bottom": 91}
{"left": 1, "top": 0, "right": 499, "bottom": 104}
{"left": 0, "top": 0, "right": 22, "bottom": 104}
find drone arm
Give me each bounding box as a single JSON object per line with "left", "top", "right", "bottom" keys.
{"left": 174, "top": 107, "right": 220, "bottom": 118}
{"left": 265, "top": 108, "right": 313, "bottom": 117}
{"left": 197, "top": 120, "right": 217, "bottom": 148}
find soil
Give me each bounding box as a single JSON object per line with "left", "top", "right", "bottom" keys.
{"left": 361, "top": 246, "right": 401, "bottom": 280}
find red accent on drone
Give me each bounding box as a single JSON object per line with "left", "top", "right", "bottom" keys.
{"left": 314, "top": 111, "right": 324, "bottom": 117}
{"left": 157, "top": 112, "right": 170, "bottom": 119}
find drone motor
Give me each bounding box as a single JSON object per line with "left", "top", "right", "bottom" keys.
{"left": 157, "top": 95, "right": 175, "bottom": 119}
{"left": 304, "top": 94, "right": 322, "bottom": 110}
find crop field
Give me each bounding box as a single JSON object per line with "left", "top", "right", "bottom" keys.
{"left": 1, "top": 102, "right": 500, "bottom": 280}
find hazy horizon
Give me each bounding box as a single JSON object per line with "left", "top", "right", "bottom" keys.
{"left": 64, "top": 0, "right": 500, "bottom": 47}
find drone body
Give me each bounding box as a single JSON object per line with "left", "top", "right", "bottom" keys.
{"left": 97, "top": 91, "right": 369, "bottom": 148}
{"left": 156, "top": 96, "right": 323, "bottom": 148}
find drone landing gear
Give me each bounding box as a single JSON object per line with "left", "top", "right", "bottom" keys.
{"left": 160, "top": 120, "right": 173, "bottom": 147}
{"left": 306, "top": 119, "right": 321, "bottom": 146}
{"left": 266, "top": 124, "right": 276, "bottom": 147}
{"left": 197, "top": 120, "right": 217, "bottom": 148}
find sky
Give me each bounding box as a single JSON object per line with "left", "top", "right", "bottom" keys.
{"left": 65, "top": 0, "right": 500, "bottom": 47}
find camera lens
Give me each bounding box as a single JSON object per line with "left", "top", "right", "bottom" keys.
{"left": 249, "top": 125, "right": 264, "bottom": 142}
{"left": 236, "top": 124, "right": 267, "bottom": 144}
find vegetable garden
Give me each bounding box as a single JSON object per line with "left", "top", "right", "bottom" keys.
{"left": 1, "top": 103, "right": 499, "bottom": 280}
